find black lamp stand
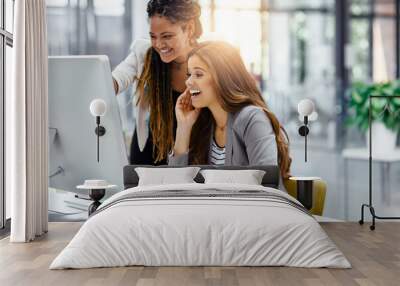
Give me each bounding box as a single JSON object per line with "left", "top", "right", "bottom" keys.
{"left": 94, "top": 116, "right": 106, "bottom": 162}
{"left": 298, "top": 116, "right": 310, "bottom": 162}
{"left": 359, "top": 95, "right": 400, "bottom": 230}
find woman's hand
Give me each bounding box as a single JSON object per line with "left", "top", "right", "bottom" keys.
{"left": 175, "top": 88, "right": 201, "bottom": 130}
{"left": 173, "top": 89, "right": 201, "bottom": 156}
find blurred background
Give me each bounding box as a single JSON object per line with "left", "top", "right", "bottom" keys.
{"left": 29, "top": 0, "right": 400, "bottom": 221}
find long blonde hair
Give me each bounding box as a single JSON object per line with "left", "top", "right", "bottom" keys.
{"left": 188, "top": 41, "right": 292, "bottom": 179}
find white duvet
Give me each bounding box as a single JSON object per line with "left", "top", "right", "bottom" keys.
{"left": 50, "top": 183, "right": 351, "bottom": 269}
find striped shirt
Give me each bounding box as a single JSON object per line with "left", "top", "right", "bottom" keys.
{"left": 210, "top": 138, "right": 226, "bottom": 165}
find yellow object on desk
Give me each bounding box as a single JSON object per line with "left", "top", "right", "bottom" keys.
{"left": 283, "top": 178, "right": 327, "bottom": 216}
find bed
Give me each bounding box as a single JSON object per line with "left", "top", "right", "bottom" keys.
{"left": 50, "top": 165, "right": 350, "bottom": 269}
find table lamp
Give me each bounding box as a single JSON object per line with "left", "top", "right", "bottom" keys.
{"left": 89, "top": 99, "right": 107, "bottom": 162}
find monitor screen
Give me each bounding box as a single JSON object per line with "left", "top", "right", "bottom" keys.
{"left": 48, "top": 55, "right": 128, "bottom": 194}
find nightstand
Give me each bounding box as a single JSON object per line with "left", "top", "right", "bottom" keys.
{"left": 77, "top": 180, "right": 117, "bottom": 215}
{"left": 289, "top": 177, "right": 321, "bottom": 210}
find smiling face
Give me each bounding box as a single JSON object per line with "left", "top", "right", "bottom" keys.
{"left": 149, "top": 15, "right": 193, "bottom": 63}
{"left": 186, "top": 55, "right": 219, "bottom": 109}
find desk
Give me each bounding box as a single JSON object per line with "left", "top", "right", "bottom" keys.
{"left": 342, "top": 148, "right": 400, "bottom": 219}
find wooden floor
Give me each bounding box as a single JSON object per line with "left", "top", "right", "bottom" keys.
{"left": 0, "top": 222, "right": 399, "bottom": 286}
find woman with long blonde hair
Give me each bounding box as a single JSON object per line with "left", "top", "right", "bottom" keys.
{"left": 169, "top": 41, "right": 291, "bottom": 181}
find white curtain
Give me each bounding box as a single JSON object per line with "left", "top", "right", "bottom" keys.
{"left": 8, "top": 0, "right": 49, "bottom": 242}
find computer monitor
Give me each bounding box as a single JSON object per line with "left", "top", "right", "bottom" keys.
{"left": 48, "top": 55, "right": 128, "bottom": 195}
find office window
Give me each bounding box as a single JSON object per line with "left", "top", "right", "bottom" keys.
{"left": 349, "top": 0, "right": 398, "bottom": 82}
{"left": 200, "top": 0, "right": 263, "bottom": 78}
{"left": 266, "top": 1, "right": 337, "bottom": 149}
{"left": 373, "top": 0, "right": 396, "bottom": 81}
{"left": 350, "top": 19, "right": 370, "bottom": 81}
{"left": 46, "top": 0, "right": 131, "bottom": 68}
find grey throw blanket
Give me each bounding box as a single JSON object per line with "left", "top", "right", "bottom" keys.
{"left": 91, "top": 189, "right": 312, "bottom": 218}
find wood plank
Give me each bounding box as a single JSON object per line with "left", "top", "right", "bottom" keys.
{"left": 0, "top": 222, "right": 399, "bottom": 286}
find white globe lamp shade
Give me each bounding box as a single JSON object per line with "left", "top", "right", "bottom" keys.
{"left": 297, "top": 99, "right": 315, "bottom": 116}
{"left": 90, "top": 99, "right": 107, "bottom": 117}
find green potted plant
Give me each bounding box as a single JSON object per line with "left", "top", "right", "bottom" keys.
{"left": 347, "top": 80, "right": 400, "bottom": 154}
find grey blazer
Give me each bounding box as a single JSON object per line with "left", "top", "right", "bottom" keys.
{"left": 168, "top": 105, "right": 278, "bottom": 167}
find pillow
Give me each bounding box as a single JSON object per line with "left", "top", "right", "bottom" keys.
{"left": 200, "top": 169, "right": 266, "bottom": 185}
{"left": 135, "top": 167, "right": 201, "bottom": 186}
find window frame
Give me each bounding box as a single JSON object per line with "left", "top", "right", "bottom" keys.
{"left": 349, "top": 0, "right": 399, "bottom": 80}
{"left": 1, "top": 0, "right": 14, "bottom": 231}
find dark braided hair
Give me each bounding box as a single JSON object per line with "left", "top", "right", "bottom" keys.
{"left": 136, "top": 0, "right": 202, "bottom": 163}
{"left": 147, "top": 0, "right": 202, "bottom": 39}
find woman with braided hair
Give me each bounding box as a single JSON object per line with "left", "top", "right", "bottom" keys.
{"left": 112, "top": 0, "right": 202, "bottom": 165}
